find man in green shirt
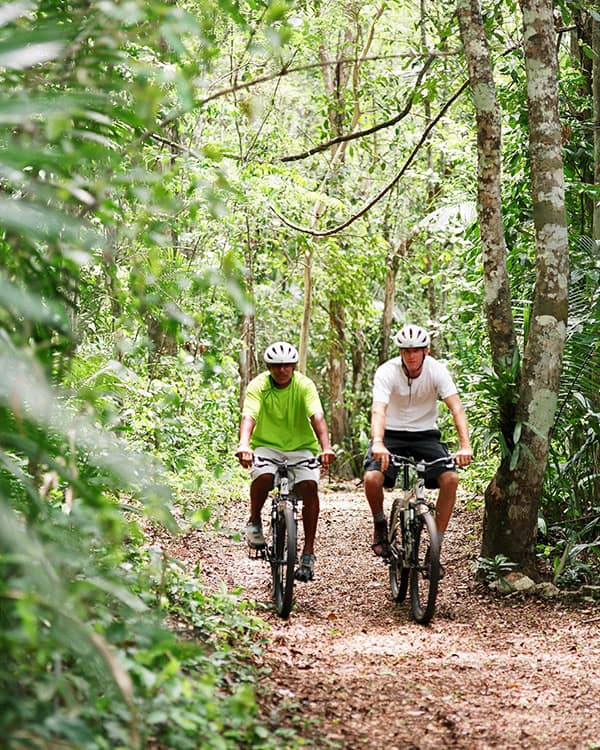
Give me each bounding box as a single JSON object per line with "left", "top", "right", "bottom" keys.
{"left": 236, "top": 341, "right": 335, "bottom": 582}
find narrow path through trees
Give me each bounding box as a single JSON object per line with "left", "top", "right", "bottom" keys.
{"left": 178, "top": 483, "right": 600, "bottom": 749}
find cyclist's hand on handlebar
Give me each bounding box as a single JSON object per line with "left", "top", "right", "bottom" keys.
{"left": 319, "top": 448, "right": 336, "bottom": 467}
{"left": 235, "top": 445, "right": 254, "bottom": 469}
{"left": 372, "top": 439, "right": 390, "bottom": 471}
{"left": 454, "top": 447, "right": 473, "bottom": 468}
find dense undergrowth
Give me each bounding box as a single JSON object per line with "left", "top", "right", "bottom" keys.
{"left": 1, "top": 458, "right": 301, "bottom": 749}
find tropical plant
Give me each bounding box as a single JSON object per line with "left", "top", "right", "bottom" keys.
{"left": 0, "top": 1, "right": 311, "bottom": 747}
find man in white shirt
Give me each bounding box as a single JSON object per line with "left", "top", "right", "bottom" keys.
{"left": 364, "top": 324, "right": 472, "bottom": 561}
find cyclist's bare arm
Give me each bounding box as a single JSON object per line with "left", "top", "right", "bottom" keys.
{"left": 443, "top": 394, "right": 473, "bottom": 468}
{"left": 309, "top": 412, "right": 336, "bottom": 466}
{"left": 236, "top": 415, "right": 256, "bottom": 468}
{"left": 370, "top": 401, "right": 391, "bottom": 470}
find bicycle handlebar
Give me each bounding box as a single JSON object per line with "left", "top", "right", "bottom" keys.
{"left": 253, "top": 455, "right": 321, "bottom": 471}
{"left": 389, "top": 454, "right": 456, "bottom": 472}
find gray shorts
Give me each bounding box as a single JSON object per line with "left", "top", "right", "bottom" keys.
{"left": 251, "top": 447, "right": 320, "bottom": 488}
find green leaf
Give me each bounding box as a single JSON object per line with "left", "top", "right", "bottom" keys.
{"left": 87, "top": 577, "right": 148, "bottom": 612}
{"left": 0, "top": 198, "right": 99, "bottom": 248}
{"left": 513, "top": 421, "right": 522, "bottom": 444}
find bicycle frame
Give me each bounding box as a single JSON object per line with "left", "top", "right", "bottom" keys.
{"left": 270, "top": 461, "right": 298, "bottom": 536}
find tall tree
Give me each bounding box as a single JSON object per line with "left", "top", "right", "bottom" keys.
{"left": 593, "top": 6, "right": 600, "bottom": 240}
{"left": 456, "top": 0, "right": 517, "bottom": 378}
{"left": 458, "top": 0, "right": 569, "bottom": 574}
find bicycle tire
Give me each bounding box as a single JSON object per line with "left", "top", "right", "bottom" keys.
{"left": 271, "top": 502, "right": 296, "bottom": 619}
{"left": 410, "top": 509, "right": 440, "bottom": 624}
{"left": 388, "top": 498, "right": 409, "bottom": 602}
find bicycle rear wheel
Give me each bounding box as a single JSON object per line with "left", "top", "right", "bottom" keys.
{"left": 271, "top": 502, "right": 296, "bottom": 619}
{"left": 388, "top": 498, "right": 409, "bottom": 602}
{"left": 410, "top": 510, "right": 440, "bottom": 624}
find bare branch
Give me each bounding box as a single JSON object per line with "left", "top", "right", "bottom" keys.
{"left": 197, "top": 50, "right": 457, "bottom": 107}
{"left": 282, "top": 53, "right": 436, "bottom": 162}
{"left": 271, "top": 79, "right": 469, "bottom": 237}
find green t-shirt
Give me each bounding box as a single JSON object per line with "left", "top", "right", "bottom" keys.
{"left": 242, "top": 371, "right": 323, "bottom": 452}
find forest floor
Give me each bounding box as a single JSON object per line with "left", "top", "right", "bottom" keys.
{"left": 172, "top": 479, "right": 600, "bottom": 750}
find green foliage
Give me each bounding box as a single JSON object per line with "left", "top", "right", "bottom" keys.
{"left": 2, "top": 0, "right": 599, "bottom": 743}
{"left": 128, "top": 565, "right": 274, "bottom": 750}
{"left": 475, "top": 554, "right": 517, "bottom": 584}
{"left": 1, "top": 524, "right": 279, "bottom": 749}
{"left": 538, "top": 235, "right": 600, "bottom": 583}
{"left": 0, "top": 0, "right": 308, "bottom": 747}
{"left": 537, "top": 516, "right": 599, "bottom": 589}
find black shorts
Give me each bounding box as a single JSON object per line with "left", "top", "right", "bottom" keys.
{"left": 363, "top": 429, "right": 454, "bottom": 489}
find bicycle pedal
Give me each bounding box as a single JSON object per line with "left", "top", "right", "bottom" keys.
{"left": 247, "top": 545, "right": 266, "bottom": 560}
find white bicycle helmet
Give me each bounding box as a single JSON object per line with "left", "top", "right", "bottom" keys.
{"left": 263, "top": 341, "right": 299, "bottom": 364}
{"left": 394, "top": 324, "right": 430, "bottom": 349}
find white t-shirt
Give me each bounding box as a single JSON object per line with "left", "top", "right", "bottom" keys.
{"left": 372, "top": 355, "right": 458, "bottom": 432}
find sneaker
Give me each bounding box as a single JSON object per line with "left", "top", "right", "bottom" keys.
{"left": 245, "top": 521, "right": 266, "bottom": 548}
{"left": 294, "top": 553, "right": 315, "bottom": 582}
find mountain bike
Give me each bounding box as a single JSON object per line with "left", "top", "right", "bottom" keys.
{"left": 250, "top": 455, "right": 320, "bottom": 619}
{"left": 386, "top": 454, "right": 456, "bottom": 625}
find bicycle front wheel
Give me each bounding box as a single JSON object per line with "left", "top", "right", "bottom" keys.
{"left": 388, "top": 498, "right": 409, "bottom": 602}
{"left": 271, "top": 502, "right": 297, "bottom": 619}
{"left": 410, "top": 510, "right": 440, "bottom": 624}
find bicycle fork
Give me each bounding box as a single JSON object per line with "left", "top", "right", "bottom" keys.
{"left": 270, "top": 469, "right": 299, "bottom": 562}
{"left": 394, "top": 495, "right": 432, "bottom": 568}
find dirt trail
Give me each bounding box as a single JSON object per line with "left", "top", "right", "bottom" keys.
{"left": 182, "top": 482, "right": 600, "bottom": 749}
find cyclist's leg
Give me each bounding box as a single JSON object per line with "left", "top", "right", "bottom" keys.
{"left": 287, "top": 452, "right": 320, "bottom": 581}
{"left": 364, "top": 435, "right": 401, "bottom": 555}
{"left": 364, "top": 468, "right": 385, "bottom": 515}
{"left": 287, "top": 451, "right": 320, "bottom": 556}
{"left": 247, "top": 447, "right": 277, "bottom": 546}
{"left": 408, "top": 431, "right": 458, "bottom": 534}
{"left": 435, "top": 470, "right": 458, "bottom": 534}
{"left": 363, "top": 468, "right": 387, "bottom": 554}
{"left": 409, "top": 433, "right": 457, "bottom": 579}
{"left": 295, "top": 479, "right": 319, "bottom": 555}
{"left": 249, "top": 473, "right": 274, "bottom": 524}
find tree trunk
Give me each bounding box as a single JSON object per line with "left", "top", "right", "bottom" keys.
{"left": 457, "top": 0, "right": 519, "bottom": 450}
{"left": 329, "top": 298, "right": 349, "bottom": 459}
{"left": 483, "top": 0, "right": 569, "bottom": 574}
{"left": 456, "top": 0, "right": 517, "bottom": 380}
{"left": 379, "top": 239, "right": 405, "bottom": 364}
{"left": 350, "top": 331, "right": 366, "bottom": 475}
{"left": 298, "top": 242, "right": 315, "bottom": 374}
{"left": 570, "top": 6, "right": 594, "bottom": 235}
{"left": 239, "top": 218, "right": 258, "bottom": 405}
{"left": 593, "top": 6, "right": 600, "bottom": 240}
{"left": 239, "top": 313, "right": 256, "bottom": 408}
